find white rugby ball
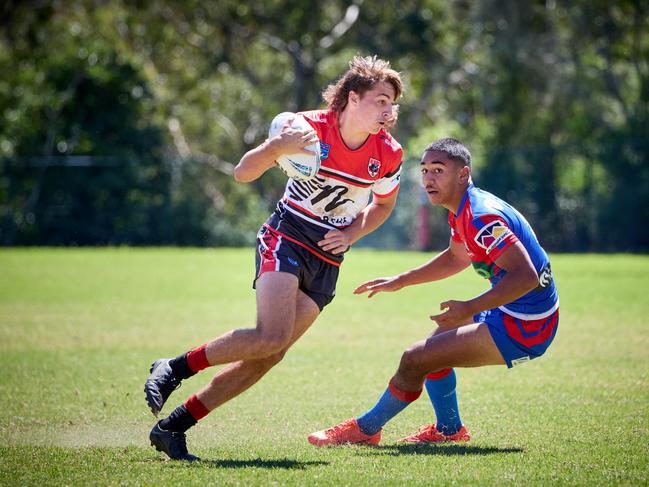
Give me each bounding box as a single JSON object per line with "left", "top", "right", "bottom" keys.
{"left": 268, "top": 112, "right": 321, "bottom": 181}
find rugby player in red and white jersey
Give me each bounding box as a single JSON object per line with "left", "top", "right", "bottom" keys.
{"left": 144, "top": 56, "right": 404, "bottom": 460}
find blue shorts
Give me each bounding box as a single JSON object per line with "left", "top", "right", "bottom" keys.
{"left": 474, "top": 307, "right": 559, "bottom": 368}
{"left": 253, "top": 225, "right": 339, "bottom": 311}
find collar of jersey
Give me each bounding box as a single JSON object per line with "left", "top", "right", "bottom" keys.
{"left": 454, "top": 182, "right": 475, "bottom": 216}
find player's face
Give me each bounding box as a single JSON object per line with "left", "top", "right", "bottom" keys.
{"left": 351, "top": 81, "right": 397, "bottom": 134}
{"left": 420, "top": 150, "right": 470, "bottom": 211}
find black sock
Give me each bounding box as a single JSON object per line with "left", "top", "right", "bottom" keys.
{"left": 159, "top": 405, "right": 197, "bottom": 433}
{"left": 169, "top": 353, "right": 195, "bottom": 380}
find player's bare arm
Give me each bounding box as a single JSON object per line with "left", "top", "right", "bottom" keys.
{"left": 430, "top": 241, "right": 539, "bottom": 327}
{"left": 234, "top": 124, "right": 318, "bottom": 183}
{"left": 317, "top": 190, "right": 399, "bottom": 255}
{"left": 354, "top": 238, "right": 471, "bottom": 298}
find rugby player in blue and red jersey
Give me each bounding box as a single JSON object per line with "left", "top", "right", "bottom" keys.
{"left": 309, "top": 137, "right": 559, "bottom": 446}
{"left": 144, "top": 56, "right": 404, "bottom": 460}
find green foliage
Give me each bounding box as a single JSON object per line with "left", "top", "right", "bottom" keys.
{"left": 0, "top": 1, "right": 647, "bottom": 249}
{"left": 0, "top": 248, "right": 647, "bottom": 485}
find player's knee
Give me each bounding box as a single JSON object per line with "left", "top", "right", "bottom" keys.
{"left": 246, "top": 351, "right": 286, "bottom": 375}
{"left": 255, "top": 332, "right": 292, "bottom": 357}
{"left": 398, "top": 347, "right": 426, "bottom": 374}
{"left": 262, "top": 350, "right": 287, "bottom": 369}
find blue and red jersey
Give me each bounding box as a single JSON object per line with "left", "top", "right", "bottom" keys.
{"left": 448, "top": 183, "right": 559, "bottom": 319}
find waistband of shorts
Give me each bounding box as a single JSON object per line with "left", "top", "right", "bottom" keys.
{"left": 262, "top": 224, "right": 341, "bottom": 267}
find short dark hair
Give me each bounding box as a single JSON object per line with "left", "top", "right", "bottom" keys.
{"left": 322, "top": 55, "right": 403, "bottom": 114}
{"left": 424, "top": 138, "right": 472, "bottom": 167}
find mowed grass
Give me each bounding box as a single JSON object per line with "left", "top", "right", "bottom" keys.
{"left": 0, "top": 248, "right": 647, "bottom": 486}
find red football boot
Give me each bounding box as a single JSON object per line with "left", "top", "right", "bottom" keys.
{"left": 398, "top": 424, "right": 471, "bottom": 444}
{"left": 308, "top": 418, "right": 381, "bottom": 446}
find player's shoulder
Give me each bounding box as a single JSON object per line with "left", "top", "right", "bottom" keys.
{"left": 466, "top": 185, "right": 508, "bottom": 218}
{"left": 370, "top": 130, "right": 402, "bottom": 173}
{"left": 375, "top": 130, "right": 402, "bottom": 157}
{"left": 298, "top": 109, "right": 332, "bottom": 128}
{"left": 457, "top": 186, "right": 501, "bottom": 231}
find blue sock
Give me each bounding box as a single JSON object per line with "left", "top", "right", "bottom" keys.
{"left": 356, "top": 380, "right": 422, "bottom": 435}
{"left": 425, "top": 368, "right": 462, "bottom": 435}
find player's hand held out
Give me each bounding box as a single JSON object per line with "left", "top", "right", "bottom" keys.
{"left": 430, "top": 300, "right": 474, "bottom": 327}
{"left": 354, "top": 276, "right": 404, "bottom": 298}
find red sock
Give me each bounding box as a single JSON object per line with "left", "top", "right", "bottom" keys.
{"left": 388, "top": 378, "right": 422, "bottom": 402}
{"left": 186, "top": 344, "right": 210, "bottom": 373}
{"left": 184, "top": 394, "right": 209, "bottom": 420}
{"left": 426, "top": 368, "right": 453, "bottom": 380}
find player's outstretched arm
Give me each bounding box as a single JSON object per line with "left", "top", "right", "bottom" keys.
{"left": 354, "top": 238, "right": 471, "bottom": 298}
{"left": 430, "top": 241, "right": 539, "bottom": 327}
{"left": 234, "top": 123, "right": 318, "bottom": 183}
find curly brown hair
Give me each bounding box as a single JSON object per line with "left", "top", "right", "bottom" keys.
{"left": 322, "top": 55, "right": 403, "bottom": 114}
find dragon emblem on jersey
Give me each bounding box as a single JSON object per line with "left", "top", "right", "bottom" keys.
{"left": 368, "top": 157, "right": 381, "bottom": 178}
{"left": 287, "top": 176, "right": 353, "bottom": 213}
{"left": 474, "top": 220, "right": 512, "bottom": 253}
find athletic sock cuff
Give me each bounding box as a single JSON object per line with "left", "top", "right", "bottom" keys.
{"left": 388, "top": 379, "right": 422, "bottom": 403}
{"left": 184, "top": 394, "right": 209, "bottom": 420}
{"left": 426, "top": 368, "right": 453, "bottom": 380}
{"left": 187, "top": 344, "right": 210, "bottom": 373}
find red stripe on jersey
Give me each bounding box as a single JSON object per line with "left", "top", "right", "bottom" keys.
{"left": 283, "top": 198, "right": 321, "bottom": 220}
{"left": 388, "top": 379, "right": 422, "bottom": 402}
{"left": 262, "top": 224, "right": 341, "bottom": 267}
{"left": 502, "top": 309, "right": 559, "bottom": 348}
{"left": 319, "top": 167, "right": 373, "bottom": 188}
{"left": 283, "top": 198, "right": 347, "bottom": 229}
{"left": 282, "top": 197, "right": 336, "bottom": 228}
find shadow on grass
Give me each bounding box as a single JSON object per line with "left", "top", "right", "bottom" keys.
{"left": 359, "top": 444, "right": 524, "bottom": 457}
{"left": 165, "top": 458, "right": 329, "bottom": 470}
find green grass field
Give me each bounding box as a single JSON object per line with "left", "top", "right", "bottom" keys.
{"left": 0, "top": 248, "right": 647, "bottom": 486}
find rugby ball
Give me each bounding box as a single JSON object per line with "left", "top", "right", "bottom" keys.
{"left": 268, "top": 112, "right": 321, "bottom": 181}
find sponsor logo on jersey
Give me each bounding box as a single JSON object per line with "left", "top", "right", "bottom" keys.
{"left": 368, "top": 157, "right": 381, "bottom": 177}
{"left": 320, "top": 142, "right": 330, "bottom": 161}
{"left": 474, "top": 220, "right": 512, "bottom": 253}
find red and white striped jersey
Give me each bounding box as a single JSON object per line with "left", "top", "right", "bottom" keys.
{"left": 266, "top": 109, "right": 403, "bottom": 265}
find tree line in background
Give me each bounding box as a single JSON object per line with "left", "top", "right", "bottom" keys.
{"left": 1, "top": 0, "right": 647, "bottom": 251}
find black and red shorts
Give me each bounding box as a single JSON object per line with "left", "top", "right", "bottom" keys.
{"left": 253, "top": 225, "right": 339, "bottom": 311}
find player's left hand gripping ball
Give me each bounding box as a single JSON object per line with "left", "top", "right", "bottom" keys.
{"left": 268, "top": 112, "right": 321, "bottom": 181}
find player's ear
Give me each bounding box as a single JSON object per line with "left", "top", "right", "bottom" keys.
{"left": 459, "top": 165, "right": 471, "bottom": 184}
{"left": 348, "top": 90, "right": 360, "bottom": 106}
